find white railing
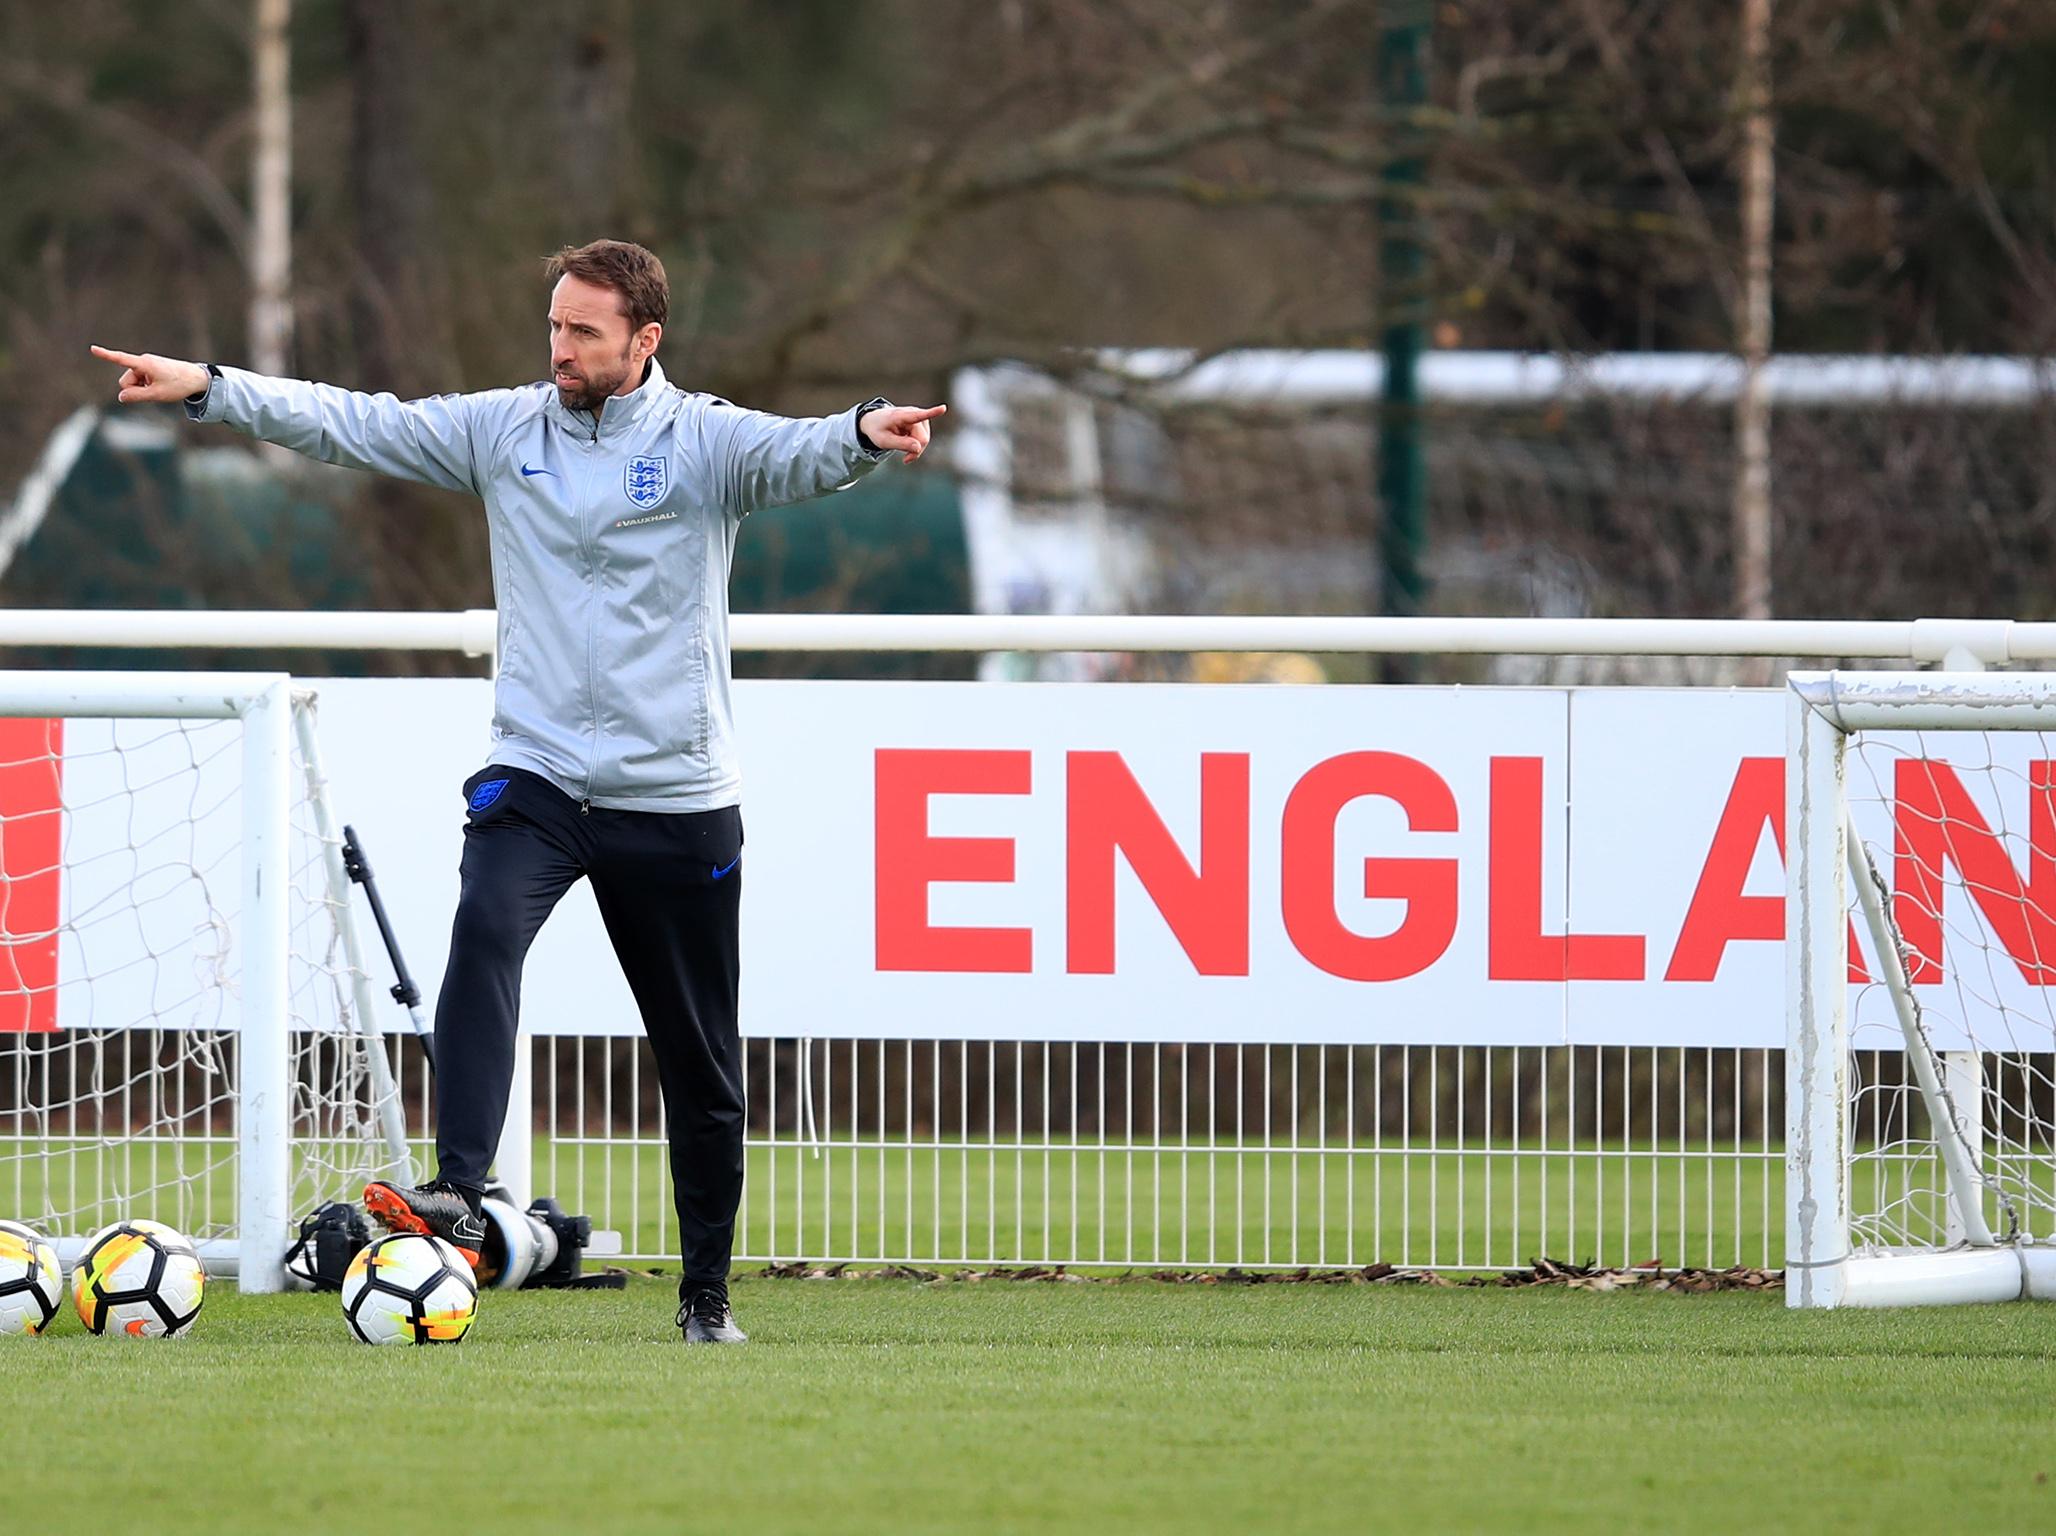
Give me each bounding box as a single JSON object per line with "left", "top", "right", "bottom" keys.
{"left": 544, "top": 1038, "right": 1784, "bottom": 1273}
{"left": 4, "top": 609, "right": 2056, "bottom": 667}
{"left": 0, "top": 608, "right": 497, "bottom": 657}
{"left": 1079, "top": 348, "right": 2056, "bottom": 408}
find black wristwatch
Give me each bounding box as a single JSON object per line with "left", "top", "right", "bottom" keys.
{"left": 855, "top": 396, "right": 892, "bottom": 455}
{"left": 184, "top": 363, "right": 222, "bottom": 407}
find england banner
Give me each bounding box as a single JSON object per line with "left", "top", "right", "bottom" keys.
{"left": 6, "top": 677, "right": 2049, "bottom": 1050}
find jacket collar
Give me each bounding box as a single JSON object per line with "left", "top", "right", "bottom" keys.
{"left": 551, "top": 356, "right": 669, "bottom": 439}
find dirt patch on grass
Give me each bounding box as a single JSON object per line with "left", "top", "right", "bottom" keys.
{"left": 752, "top": 1258, "right": 1784, "bottom": 1291}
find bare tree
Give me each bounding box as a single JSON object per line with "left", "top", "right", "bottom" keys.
{"left": 1734, "top": 0, "right": 1775, "bottom": 626}
{"left": 249, "top": 0, "right": 293, "bottom": 379}
{"left": 3, "top": 0, "right": 2055, "bottom": 633}
{"left": 343, "top": 0, "right": 455, "bottom": 392}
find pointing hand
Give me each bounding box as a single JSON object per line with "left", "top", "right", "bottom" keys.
{"left": 89, "top": 345, "right": 211, "bottom": 405}
{"left": 860, "top": 403, "right": 947, "bottom": 462}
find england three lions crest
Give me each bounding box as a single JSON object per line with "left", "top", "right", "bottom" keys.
{"left": 625, "top": 455, "right": 667, "bottom": 509}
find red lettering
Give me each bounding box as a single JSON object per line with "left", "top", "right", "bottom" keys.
{"left": 1666, "top": 757, "right": 1869, "bottom": 983}
{"left": 1281, "top": 752, "right": 1458, "bottom": 982}
{"left": 0, "top": 719, "right": 61, "bottom": 1032}
{"left": 874, "top": 749, "right": 1032, "bottom": 973}
{"left": 1066, "top": 752, "right": 1250, "bottom": 976}
{"left": 1894, "top": 758, "right": 2056, "bottom": 985}
{"left": 1488, "top": 756, "right": 1644, "bottom": 981}
{"left": 1668, "top": 757, "right": 1782, "bottom": 981}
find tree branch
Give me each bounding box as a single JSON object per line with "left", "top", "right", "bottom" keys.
{"left": 0, "top": 60, "right": 252, "bottom": 270}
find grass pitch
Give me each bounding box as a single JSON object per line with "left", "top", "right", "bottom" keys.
{"left": 13, "top": 1273, "right": 2055, "bottom": 1533}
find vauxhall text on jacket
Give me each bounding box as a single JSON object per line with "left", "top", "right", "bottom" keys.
{"left": 188, "top": 360, "right": 886, "bottom": 811}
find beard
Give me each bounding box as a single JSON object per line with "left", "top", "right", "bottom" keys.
{"left": 554, "top": 347, "right": 634, "bottom": 413}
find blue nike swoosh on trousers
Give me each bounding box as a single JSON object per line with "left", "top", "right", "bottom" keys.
{"left": 712, "top": 857, "right": 740, "bottom": 879}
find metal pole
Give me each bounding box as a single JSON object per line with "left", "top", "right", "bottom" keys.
{"left": 1376, "top": 1, "right": 1432, "bottom": 668}
{"left": 1784, "top": 684, "right": 1849, "bottom": 1307}
{"left": 238, "top": 678, "right": 294, "bottom": 1292}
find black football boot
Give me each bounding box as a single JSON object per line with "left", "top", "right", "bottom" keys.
{"left": 363, "top": 1178, "right": 486, "bottom": 1270}
{"left": 678, "top": 1284, "right": 748, "bottom": 1344}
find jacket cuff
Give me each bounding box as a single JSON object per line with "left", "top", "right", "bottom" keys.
{"left": 852, "top": 397, "right": 891, "bottom": 461}
{"left": 184, "top": 364, "right": 229, "bottom": 424}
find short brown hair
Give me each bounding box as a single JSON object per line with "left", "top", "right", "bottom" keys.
{"left": 544, "top": 239, "right": 669, "bottom": 332}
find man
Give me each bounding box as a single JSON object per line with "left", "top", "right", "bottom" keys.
{"left": 93, "top": 238, "right": 943, "bottom": 1343}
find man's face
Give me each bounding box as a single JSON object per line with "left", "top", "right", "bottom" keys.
{"left": 548, "top": 275, "right": 655, "bottom": 412}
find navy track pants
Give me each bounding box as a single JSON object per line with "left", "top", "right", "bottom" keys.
{"left": 433, "top": 764, "right": 744, "bottom": 1294}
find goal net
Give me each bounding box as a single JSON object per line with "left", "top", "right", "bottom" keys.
{"left": 1787, "top": 670, "right": 2056, "bottom": 1306}
{"left": 0, "top": 673, "right": 410, "bottom": 1292}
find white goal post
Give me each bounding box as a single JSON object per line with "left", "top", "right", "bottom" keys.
{"left": 1787, "top": 670, "right": 2056, "bottom": 1306}
{"left": 0, "top": 672, "right": 409, "bottom": 1293}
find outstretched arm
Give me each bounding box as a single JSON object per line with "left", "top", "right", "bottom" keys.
{"left": 704, "top": 397, "right": 947, "bottom": 518}
{"left": 91, "top": 345, "right": 481, "bottom": 495}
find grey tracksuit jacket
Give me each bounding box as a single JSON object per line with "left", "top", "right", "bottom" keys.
{"left": 189, "top": 359, "right": 887, "bottom": 810}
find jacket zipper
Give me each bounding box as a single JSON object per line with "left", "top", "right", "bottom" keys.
{"left": 576, "top": 410, "right": 602, "bottom": 813}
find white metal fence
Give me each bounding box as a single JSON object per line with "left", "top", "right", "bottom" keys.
{"left": 564, "top": 1038, "right": 1784, "bottom": 1273}
{"left": 362, "top": 1036, "right": 1785, "bottom": 1272}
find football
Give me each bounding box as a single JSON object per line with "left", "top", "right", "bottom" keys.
{"left": 0, "top": 1220, "right": 64, "bottom": 1336}
{"left": 72, "top": 1219, "right": 206, "bottom": 1338}
{"left": 340, "top": 1232, "right": 478, "bottom": 1345}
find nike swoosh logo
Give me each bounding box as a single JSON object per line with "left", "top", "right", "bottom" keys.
{"left": 712, "top": 856, "right": 740, "bottom": 880}
{"left": 520, "top": 462, "right": 555, "bottom": 477}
